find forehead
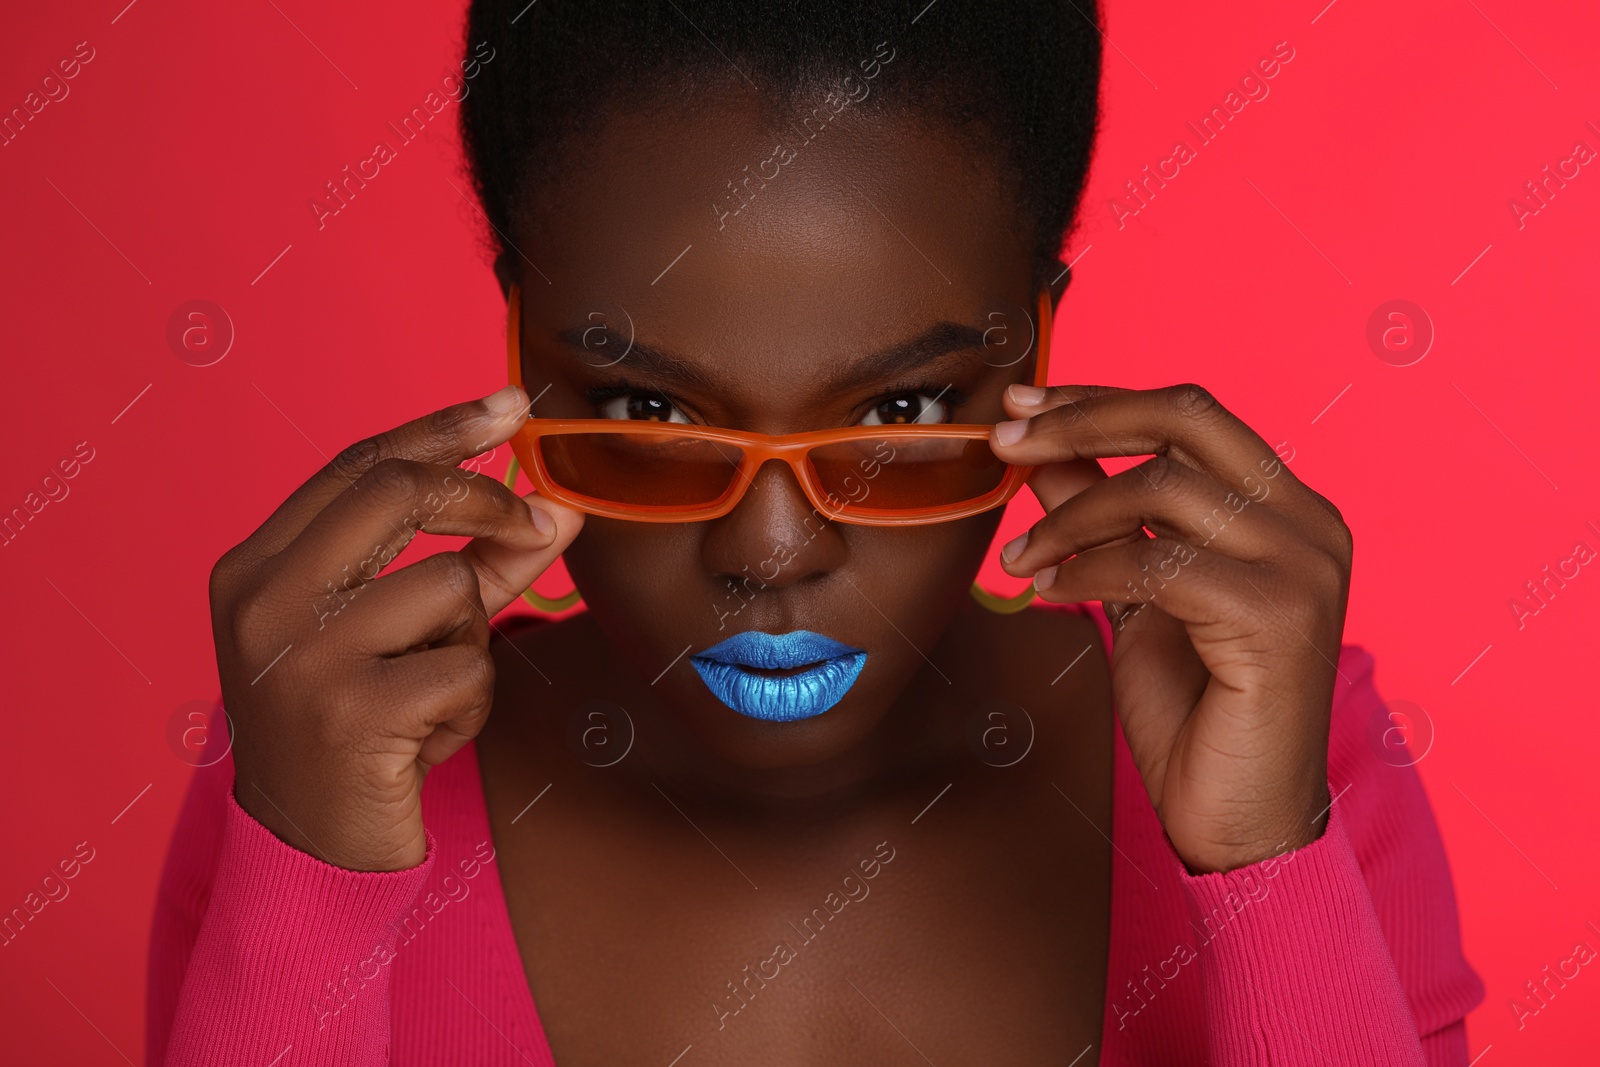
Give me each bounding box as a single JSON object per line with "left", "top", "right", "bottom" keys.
{"left": 514, "top": 86, "right": 1035, "bottom": 360}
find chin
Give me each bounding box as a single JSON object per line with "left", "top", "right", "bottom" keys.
{"left": 663, "top": 668, "right": 897, "bottom": 768}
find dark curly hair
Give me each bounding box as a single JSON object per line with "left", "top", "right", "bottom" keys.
{"left": 457, "top": 0, "right": 1102, "bottom": 292}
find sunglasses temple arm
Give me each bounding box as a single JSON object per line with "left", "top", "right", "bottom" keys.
{"left": 1034, "top": 287, "right": 1053, "bottom": 388}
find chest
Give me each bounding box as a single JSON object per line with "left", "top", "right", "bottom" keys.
{"left": 472, "top": 603, "right": 1123, "bottom": 1064}
{"left": 482, "top": 773, "right": 1112, "bottom": 1066}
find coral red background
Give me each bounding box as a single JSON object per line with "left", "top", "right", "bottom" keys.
{"left": 2, "top": 0, "right": 1596, "bottom": 1062}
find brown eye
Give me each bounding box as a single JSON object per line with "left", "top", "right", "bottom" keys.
{"left": 860, "top": 393, "right": 949, "bottom": 426}
{"left": 598, "top": 392, "right": 690, "bottom": 423}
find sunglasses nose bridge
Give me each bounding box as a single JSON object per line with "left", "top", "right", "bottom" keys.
{"left": 726, "top": 447, "right": 834, "bottom": 517}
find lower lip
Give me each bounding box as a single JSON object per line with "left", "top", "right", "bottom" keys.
{"left": 690, "top": 653, "right": 868, "bottom": 722}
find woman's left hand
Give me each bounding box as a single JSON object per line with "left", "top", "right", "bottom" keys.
{"left": 989, "top": 382, "right": 1353, "bottom": 874}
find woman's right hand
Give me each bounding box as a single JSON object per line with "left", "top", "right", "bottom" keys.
{"left": 208, "top": 385, "right": 584, "bottom": 872}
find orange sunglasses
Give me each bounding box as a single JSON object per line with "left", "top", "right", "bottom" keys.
{"left": 504, "top": 286, "right": 1053, "bottom": 525}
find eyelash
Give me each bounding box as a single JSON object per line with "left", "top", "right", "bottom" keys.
{"left": 584, "top": 379, "right": 686, "bottom": 419}
{"left": 583, "top": 379, "right": 972, "bottom": 424}
{"left": 874, "top": 378, "right": 971, "bottom": 423}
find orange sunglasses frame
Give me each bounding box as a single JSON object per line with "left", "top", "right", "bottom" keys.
{"left": 504, "top": 285, "right": 1053, "bottom": 525}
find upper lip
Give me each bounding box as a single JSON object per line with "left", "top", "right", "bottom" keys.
{"left": 693, "top": 630, "right": 863, "bottom": 670}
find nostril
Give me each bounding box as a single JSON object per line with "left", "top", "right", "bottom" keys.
{"left": 702, "top": 463, "right": 851, "bottom": 606}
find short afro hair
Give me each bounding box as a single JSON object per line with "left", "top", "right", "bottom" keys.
{"left": 458, "top": 0, "right": 1102, "bottom": 291}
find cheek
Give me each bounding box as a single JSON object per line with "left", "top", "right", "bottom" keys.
{"left": 853, "top": 518, "right": 999, "bottom": 600}
{"left": 817, "top": 525, "right": 998, "bottom": 695}
{"left": 558, "top": 522, "right": 709, "bottom": 674}
{"left": 561, "top": 521, "right": 699, "bottom": 611}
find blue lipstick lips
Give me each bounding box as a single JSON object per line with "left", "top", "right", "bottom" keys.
{"left": 691, "top": 631, "right": 867, "bottom": 723}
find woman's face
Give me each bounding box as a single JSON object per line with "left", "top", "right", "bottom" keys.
{"left": 502, "top": 85, "right": 1047, "bottom": 777}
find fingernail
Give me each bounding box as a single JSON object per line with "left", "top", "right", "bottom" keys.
{"left": 1001, "top": 532, "right": 1028, "bottom": 564}
{"left": 1033, "top": 565, "right": 1058, "bottom": 592}
{"left": 1009, "top": 384, "right": 1046, "bottom": 405}
{"left": 994, "top": 419, "right": 1028, "bottom": 447}
{"left": 527, "top": 500, "right": 555, "bottom": 537}
{"left": 485, "top": 384, "right": 527, "bottom": 419}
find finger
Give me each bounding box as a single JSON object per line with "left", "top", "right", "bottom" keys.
{"left": 1021, "top": 456, "right": 1150, "bottom": 565}
{"left": 1031, "top": 536, "right": 1253, "bottom": 637}
{"left": 1098, "top": 601, "right": 1210, "bottom": 799}
{"left": 1003, "top": 382, "right": 1129, "bottom": 421}
{"left": 992, "top": 383, "right": 1323, "bottom": 527}
{"left": 1023, "top": 456, "right": 1107, "bottom": 513}
{"left": 1002, "top": 455, "right": 1302, "bottom": 576}
{"left": 372, "top": 642, "right": 498, "bottom": 768}
{"left": 409, "top": 552, "right": 493, "bottom": 656}
{"left": 275, "top": 457, "right": 554, "bottom": 604}
{"left": 465, "top": 490, "right": 586, "bottom": 618}
{"left": 238, "top": 385, "right": 531, "bottom": 564}
{"left": 325, "top": 551, "right": 492, "bottom": 657}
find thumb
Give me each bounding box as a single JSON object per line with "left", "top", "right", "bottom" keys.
{"left": 462, "top": 491, "right": 586, "bottom": 618}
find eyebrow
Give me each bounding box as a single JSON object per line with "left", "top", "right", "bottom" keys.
{"left": 551, "top": 320, "right": 993, "bottom": 392}
{"left": 835, "top": 321, "right": 992, "bottom": 389}
{"left": 553, "top": 329, "right": 717, "bottom": 389}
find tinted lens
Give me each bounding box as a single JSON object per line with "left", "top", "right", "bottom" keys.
{"left": 538, "top": 431, "right": 742, "bottom": 508}
{"left": 808, "top": 435, "right": 1007, "bottom": 511}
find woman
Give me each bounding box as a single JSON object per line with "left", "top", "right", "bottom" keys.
{"left": 148, "top": 0, "right": 1484, "bottom": 1062}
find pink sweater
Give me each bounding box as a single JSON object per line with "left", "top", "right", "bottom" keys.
{"left": 147, "top": 601, "right": 1484, "bottom": 1065}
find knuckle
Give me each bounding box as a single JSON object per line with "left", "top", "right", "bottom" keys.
{"left": 1306, "top": 542, "right": 1351, "bottom": 593}
{"left": 359, "top": 457, "right": 422, "bottom": 509}
{"left": 1326, "top": 516, "right": 1354, "bottom": 562}
{"left": 423, "top": 401, "right": 476, "bottom": 444}
{"left": 1316, "top": 498, "right": 1355, "bottom": 558}
{"left": 434, "top": 551, "right": 482, "bottom": 604}
{"left": 1037, "top": 394, "right": 1092, "bottom": 431}
{"left": 330, "top": 435, "right": 384, "bottom": 483}
{"left": 209, "top": 545, "right": 250, "bottom": 607}
{"left": 473, "top": 479, "right": 517, "bottom": 528}
{"left": 443, "top": 645, "right": 496, "bottom": 701}
{"left": 1058, "top": 398, "right": 1093, "bottom": 427}
{"left": 1166, "top": 382, "right": 1221, "bottom": 421}
{"left": 1136, "top": 535, "right": 1195, "bottom": 574}
{"left": 464, "top": 652, "right": 497, "bottom": 704}
{"left": 1141, "top": 454, "right": 1182, "bottom": 492}
{"left": 470, "top": 554, "right": 522, "bottom": 607}
{"left": 1132, "top": 536, "right": 1165, "bottom": 571}
{"left": 229, "top": 578, "right": 284, "bottom": 647}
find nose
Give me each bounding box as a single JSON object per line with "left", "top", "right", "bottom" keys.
{"left": 700, "top": 456, "right": 849, "bottom": 603}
